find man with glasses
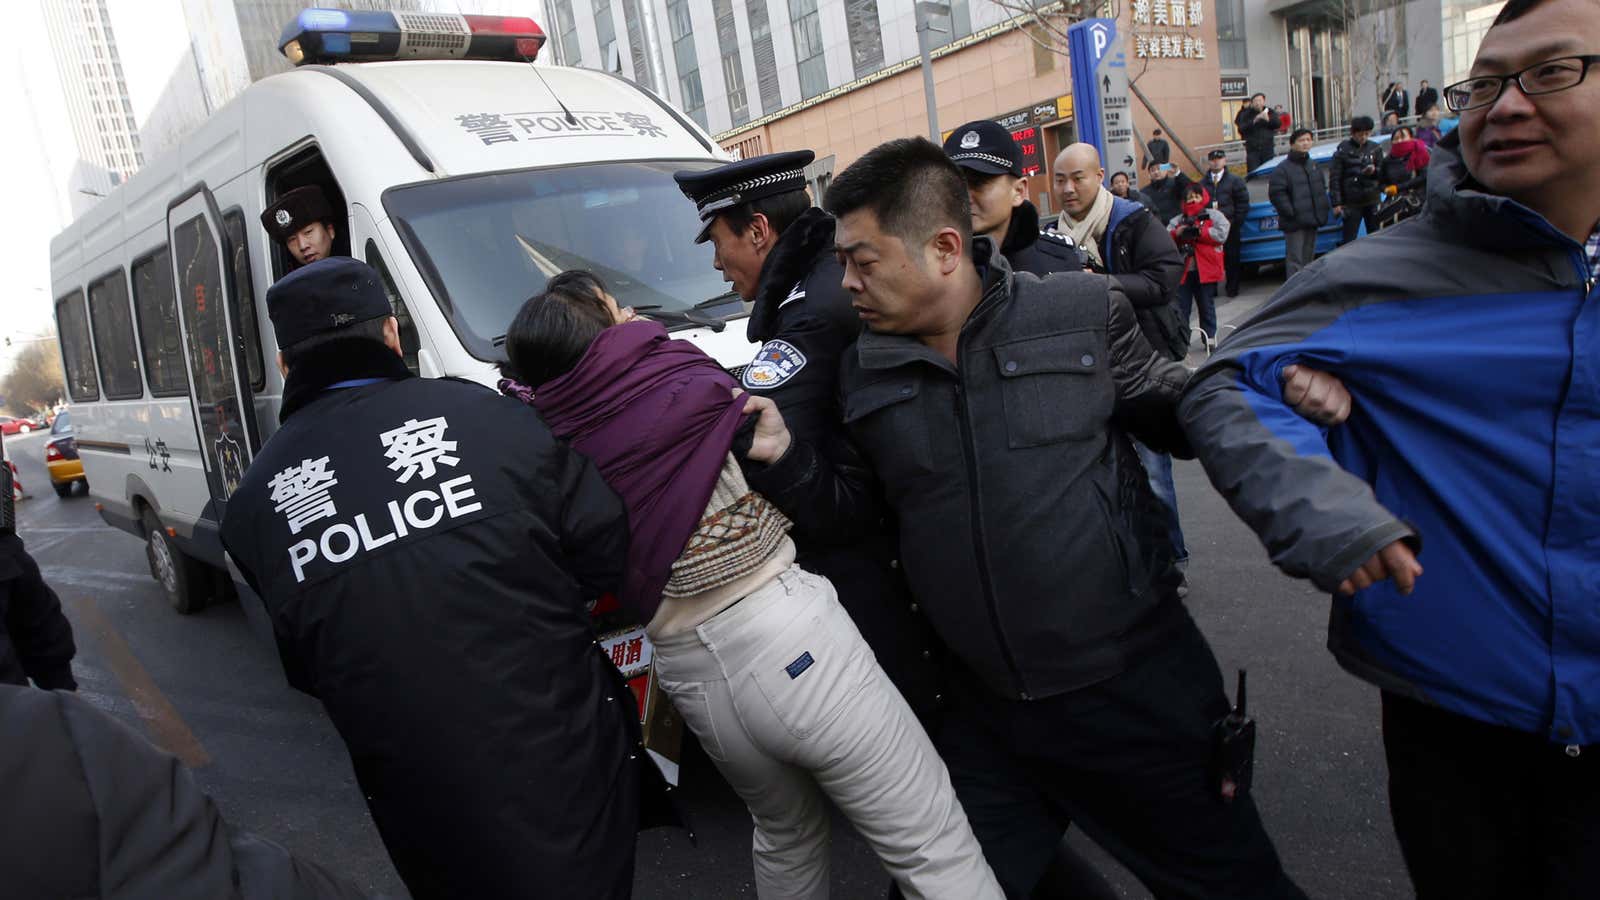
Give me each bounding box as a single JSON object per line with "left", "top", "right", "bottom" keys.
{"left": 1180, "top": 0, "right": 1600, "bottom": 896}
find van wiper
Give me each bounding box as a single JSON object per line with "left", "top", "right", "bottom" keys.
{"left": 633, "top": 305, "right": 726, "bottom": 333}
{"left": 693, "top": 290, "right": 742, "bottom": 311}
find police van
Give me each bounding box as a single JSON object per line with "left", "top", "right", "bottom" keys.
{"left": 48, "top": 9, "right": 754, "bottom": 621}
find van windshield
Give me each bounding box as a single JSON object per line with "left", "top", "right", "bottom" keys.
{"left": 385, "top": 160, "right": 742, "bottom": 361}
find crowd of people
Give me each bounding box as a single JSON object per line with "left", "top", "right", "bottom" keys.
{"left": 3, "top": 0, "right": 1597, "bottom": 897}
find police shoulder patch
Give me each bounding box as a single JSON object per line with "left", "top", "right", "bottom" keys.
{"left": 1039, "top": 229, "right": 1076, "bottom": 247}
{"left": 741, "top": 339, "right": 808, "bottom": 390}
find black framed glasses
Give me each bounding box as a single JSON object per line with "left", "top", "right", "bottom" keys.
{"left": 1444, "top": 55, "right": 1600, "bottom": 111}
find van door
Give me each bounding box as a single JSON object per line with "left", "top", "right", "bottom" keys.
{"left": 167, "top": 185, "right": 259, "bottom": 519}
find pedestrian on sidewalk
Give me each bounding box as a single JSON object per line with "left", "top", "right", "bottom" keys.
{"left": 1181, "top": 0, "right": 1600, "bottom": 895}
{"left": 1142, "top": 159, "right": 1189, "bottom": 223}
{"left": 1202, "top": 149, "right": 1250, "bottom": 296}
{"left": 1110, "top": 170, "right": 1157, "bottom": 215}
{"left": 1415, "top": 79, "right": 1439, "bottom": 117}
{"left": 501, "top": 272, "right": 1004, "bottom": 900}
{"left": 1167, "top": 183, "right": 1231, "bottom": 350}
{"left": 1268, "top": 128, "right": 1332, "bottom": 278}
{"left": 1235, "top": 93, "right": 1281, "bottom": 171}
{"left": 1330, "top": 115, "right": 1386, "bottom": 244}
{"left": 1146, "top": 128, "right": 1171, "bottom": 166}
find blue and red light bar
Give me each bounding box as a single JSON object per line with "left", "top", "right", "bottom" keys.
{"left": 279, "top": 9, "right": 546, "bottom": 66}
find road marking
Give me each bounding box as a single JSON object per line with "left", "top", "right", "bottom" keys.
{"left": 65, "top": 594, "right": 211, "bottom": 768}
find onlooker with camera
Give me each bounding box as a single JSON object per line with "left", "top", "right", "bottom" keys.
{"left": 1167, "top": 183, "right": 1231, "bottom": 350}
{"left": 1382, "top": 125, "right": 1432, "bottom": 192}
{"left": 1268, "top": 128, "right": 1332, "bottom": 278}
{"left": 1234, "top": 93, "right": 1281, "bottom": 171}
{"left": 1330, "top": 115, "right": 1387, "bottom": 244}
{"left": 1182, "top": 1, "right": 1600, "bottom": 895}
{"left": 1142, "top": 159, "right": 1189, "bottom": 224}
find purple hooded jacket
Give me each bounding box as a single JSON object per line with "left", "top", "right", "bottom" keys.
{"left": 503, "top": 321, "right": 748, "bottom": 620}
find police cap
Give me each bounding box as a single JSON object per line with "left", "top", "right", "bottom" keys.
{"left": 1207, "top": 149, "right": 1229, "bottom": 160}
{"left": 942, "top": 120, "right": 1023, "bottom": 177}
{"left": 266, "top": 257, "right": 391, "bottom": 350}
{"left": 674, "top": 150, "right": 815, "bottom": 243}
{"left": 260, "top": 186, "right": 334, "bottom": 243}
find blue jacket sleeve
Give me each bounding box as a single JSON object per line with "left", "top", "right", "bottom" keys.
{"left": 1178, "top": 265, "right": 1416, "bottom": 592}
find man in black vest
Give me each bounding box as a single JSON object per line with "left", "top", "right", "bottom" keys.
{"left": 220, "top": 258, "right": 652, "bottom": 900}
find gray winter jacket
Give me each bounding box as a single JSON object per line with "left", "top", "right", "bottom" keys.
{"left": 0, "top": 684, "right": 376, "bottom": 900}
{"left": 839, "top": 238, "right": 1192, "bottom": 701}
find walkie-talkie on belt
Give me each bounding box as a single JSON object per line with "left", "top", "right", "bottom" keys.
{"left": 1210, "top": 669, "right": 1256, "bottom": 803}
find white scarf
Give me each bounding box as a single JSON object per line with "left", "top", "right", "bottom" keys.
{"left": 1063, "top": 186, "right": 1114, "bottom": 268}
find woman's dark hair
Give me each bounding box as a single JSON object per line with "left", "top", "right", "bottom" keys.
{"left": 502, "top": 270, "right": 614, "bottom": 387}
{"left": 1289, "top": 127, "right": 1315, "bottom": 144}
{"left": 1184, "top": 182, "right": 1207, "bottom": 200}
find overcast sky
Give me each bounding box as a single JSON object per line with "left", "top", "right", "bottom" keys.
{"left": 0, "top": 0, "right": 544, "bottom": 376}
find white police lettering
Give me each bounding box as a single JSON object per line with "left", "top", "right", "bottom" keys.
{"left": 742, "top": 340, "right": 808, "bottom": 390}
{"left": 380, "top": 417, "right": 459, "bottom": 483}
{"left": 285, "top": 474, "right": 484, "bottom": 583}
{"left": 269, "top": 456, "right": 339, "bottom": 535}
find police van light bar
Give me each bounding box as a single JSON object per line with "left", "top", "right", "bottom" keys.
{"left": 279, "top": 9, "right": 546, "bottom": 67}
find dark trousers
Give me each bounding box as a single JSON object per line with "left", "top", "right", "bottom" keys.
{"left": 939, "top": 613, "right": 1305, "bottom": 900}
{"left": 1177, "top": 272, "right": 1218, "bottom": 343}
{"left": 1382, "top": 692, "right": 1600, "bottom": 900}
{"left": 1246, "top": 145, "right": 1274, "bottom": 173}
{"left": 1223, "top": 218, "right": 1243, "bottom": 295}
{"left": 1339, "top": 203, "right": 1380, "bottom": 245}
{"left": 1282, "top": 228, "right": 1318, "bottom": 278}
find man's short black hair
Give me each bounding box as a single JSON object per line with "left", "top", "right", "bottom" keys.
{"left": 824, "top": 137, "right": 971, "bottom": 249}
{"left": 1251, "top": 92, "right": 1267, "bottom": 101}
{"left": 1146, "top": 159, "right": 1162, "bottom": 170}
{"left": 1351, "top": 115, "right": 1375, "bottom": 133}
{"left": 281, "top": 316, "right": 391, "bottom": 368}
{"left": 719, "top": 189, "right": 813, "bottom": 239}
{"left": 1111, "top": 171, "right": 1131, "bottom": 184}
{"left": 1290, "top": 127, "right": 1315, "bottom": 144}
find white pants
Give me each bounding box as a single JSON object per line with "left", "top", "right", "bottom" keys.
{"left": 652, "top": 566, "right": 1001, "bottom": 900}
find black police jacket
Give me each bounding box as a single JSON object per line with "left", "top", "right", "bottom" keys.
{"left": 1000, "top": 200, "right": 1085, "bottom": 276}
{"left": 221, "top": 341, "right": 647, "bottom": 900}
{"left": 1200, "top": 169, "right": 1252, "bottom": 223}
{"left": 1329, "top": 138, "right": 1387, "bottom": 208}
{"left": 737, "top": 207, "right": 947, "bottom": 720}
{"left": 0, "top": 534, "right": 76, "bottom": 691}
{"left": 838, "top": 240, "right": 1191, "bottom": 701}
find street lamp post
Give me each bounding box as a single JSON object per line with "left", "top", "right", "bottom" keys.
{"left": 915, "top": 2, "right": 951, "bottom": 142}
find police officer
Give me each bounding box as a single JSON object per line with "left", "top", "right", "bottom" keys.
{"left": 672, "top": 152, "right": 945, "bottom": 720}
{"left": 259, "top": 185, "right": 339, "bottom": 267}
{"left": 220, "top": 258, "right": 655, "bottom": 900}
{"left": 942, "top": 120, "right": 1085, "bottom": 276}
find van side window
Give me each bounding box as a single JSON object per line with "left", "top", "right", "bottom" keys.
{"left": 55, "top": 291, "right": 100, "bottom": 402}
{"left": 222, "top": 211, "right": 266, "bottom": 390}
{"left": 87, "top": 269, "right": 143, "bottom": 400}
{"left": 365, "top": 240, "right": 421, "bottom": 375}
{"left": 131, "top": 247, "right": 190, "bottom": 397}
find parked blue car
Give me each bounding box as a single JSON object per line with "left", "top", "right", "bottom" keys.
{"left": 1237, "top": 134, "right": 1391, "bottom": 274}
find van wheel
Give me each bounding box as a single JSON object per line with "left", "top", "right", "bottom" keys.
{"left": 143, "top": 511, "right": 207, "bottom": 614}
{"left": 53, "top": 481, "right": 72, "bottom": 498}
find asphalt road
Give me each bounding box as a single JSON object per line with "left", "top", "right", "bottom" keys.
{"left": 3, "top": 279, "right": 1412, "bottom": 899}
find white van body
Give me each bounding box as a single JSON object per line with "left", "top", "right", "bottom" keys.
{"left": 48, "top": 59, "right": 757, "bottom": 612}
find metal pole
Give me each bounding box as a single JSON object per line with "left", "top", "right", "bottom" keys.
{"left": 915, "top": 3, "right": 950, "bottom": 143}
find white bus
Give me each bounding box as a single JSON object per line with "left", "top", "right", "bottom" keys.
{"left": 49, "top": 10, "right": 755, "bottom": 618}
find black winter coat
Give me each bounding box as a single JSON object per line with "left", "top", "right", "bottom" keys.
{"left": 1329, "top": 138, "right": 1387, "bottom": 207}
{"left": 1143, "top": 173, "right": 1190, "bottom": 223}
{"left": 838, "top": 240, "right": 1191, "bottom": 700}
{"left": 1201, "top": 169, "right": 1251, "bottom": 223}
{"left": 1268, "top": 153, "right": 1332, "bottom": 231}
{"left": 738, "top": 206, "right": 947, "bottom": 721}
{"left": 1235, "top": 106, "right": 1281, "bottom": 161}
{"left": 1415, "top": 87, "right": 1439, "bottom": 117}
{"left": 1101, "top": 198, "right": 1188, "bottom": 360}
{"left": 0, "top": 684, "right": 374, "bottom": 900}
{"left": 1000, "top": 200, "right": 1085, "bottom": 276}
{"left": 221, "top": 343, "right": 649, "bottom": 900}
{"left": 0, "top": 534, "right": 76, "bottom": 690}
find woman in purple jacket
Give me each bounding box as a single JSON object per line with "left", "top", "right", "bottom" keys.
{"left": 500, "top": 272, "right": 1000, "bottom": 900}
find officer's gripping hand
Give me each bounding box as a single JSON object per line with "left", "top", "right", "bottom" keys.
{"left": 1282, "top": 364, "right": 1353, "bottom": 427}
{"left": 734, "top": 390, "right": 792, "bottom": 464}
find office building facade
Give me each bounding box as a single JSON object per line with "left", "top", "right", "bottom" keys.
{"left": 41, "top": 0, "right": 145, "bottom": 193}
